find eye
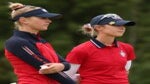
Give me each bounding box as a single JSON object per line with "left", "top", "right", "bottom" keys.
{"left": 38, "top": 17, "right": 49, "bottom": 19}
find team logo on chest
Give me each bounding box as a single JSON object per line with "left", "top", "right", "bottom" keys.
{"left": 120, "top": 50, "right": 126, "bottom": 57}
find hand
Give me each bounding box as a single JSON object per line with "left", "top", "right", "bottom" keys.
{"left": 39, "top": 63, "right": 65, "bottom": 74}
{"left": 126, "top": 71, "right": 129, "bottom": 75}
{"left": 75, "top": 74, "right": 80, "bottom": 84}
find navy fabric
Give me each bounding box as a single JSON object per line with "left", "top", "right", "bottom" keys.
{"left": 12, "top": 8, "right": 62, "bottom": 21}
{"left": 90, "top": 13, "right": 135, "bottom": 26}
{"left": 5, "top": 30, "right": 75, "bottom": 84}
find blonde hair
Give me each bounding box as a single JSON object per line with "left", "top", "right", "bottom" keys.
{"left": 81, "top": 23, "right": 97, "bottom": 37}
{"left": 8, "top": 2, "right": 41, "bottom": 29}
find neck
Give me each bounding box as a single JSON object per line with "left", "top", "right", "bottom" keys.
{"left": 96, "top": 35, "right": 115, "bottom": 46}
{"left": 18, "top": 26, "right": 39, "bottom": 35}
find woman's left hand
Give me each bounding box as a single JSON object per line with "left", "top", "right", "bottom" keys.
{"left": 39, "top": 63, "right": 65, "bottom": 74}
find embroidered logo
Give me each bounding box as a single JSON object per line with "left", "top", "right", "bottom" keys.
{"left": 120, "top": 50, "right": 126, "bottom": 57}
{"left": 42, "top": 9, "right": 48, "bottom": 12}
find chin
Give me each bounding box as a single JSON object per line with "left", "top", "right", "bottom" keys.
{"left": 41, "top": 28, "right": 48, "bottom": 31}
{"left": 116, "top": 34, "right": 124, "bottom": 37}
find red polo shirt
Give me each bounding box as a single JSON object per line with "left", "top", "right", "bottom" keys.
{"left": 66, "top": 39, "right": 136, "bottom": 84}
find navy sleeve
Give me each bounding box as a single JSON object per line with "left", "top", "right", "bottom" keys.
{"left": 5, "top": 38, "right": 49, "bottom": 69}
{"left": 57, "top": 54, "right": 71, "bottom": 71}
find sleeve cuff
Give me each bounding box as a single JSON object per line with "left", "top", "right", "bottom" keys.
{"left": 62, "top": 62, "right": 71, "bottom": 71}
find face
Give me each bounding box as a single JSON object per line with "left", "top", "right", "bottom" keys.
{"left": 97, "top": 25, "right": 126, "bottom": 37}
{"left": 22, "top": 16, "right": 52, "bottom": 33}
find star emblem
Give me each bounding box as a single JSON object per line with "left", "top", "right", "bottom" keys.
{"left": 120, "top": 50, "right": 126, "bottom": 57}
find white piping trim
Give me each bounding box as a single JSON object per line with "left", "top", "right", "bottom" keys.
{"left": 90, "top": 39, "right": 101, "bottom": 48}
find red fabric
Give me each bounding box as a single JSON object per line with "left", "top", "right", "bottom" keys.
{"left": 66, "top": 41, "right": 135, "bottom": 84}
{"left": 5, "top": 46, "right": 59, "bottom": 84}
{"left": 36, "top": 42, "right": 59, "bottom": 63}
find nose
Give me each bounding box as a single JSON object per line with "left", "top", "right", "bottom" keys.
{"left": 46, "top": 18, "right": 52, "bottom": 23}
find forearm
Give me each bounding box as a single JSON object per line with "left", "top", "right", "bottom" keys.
{"left": 5, "top": 41, "right": 49, "bottom": 69}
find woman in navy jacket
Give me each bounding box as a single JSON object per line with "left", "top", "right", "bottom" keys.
{"left": 5, "top": 2, "right": 75, "bottom": 84}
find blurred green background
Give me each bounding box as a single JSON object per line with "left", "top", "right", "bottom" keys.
{"left": 0, "top": 0, "right": 149, "bottom": 84}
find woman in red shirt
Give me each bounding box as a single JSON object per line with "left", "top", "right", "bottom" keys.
{"left": 65, "top": 13, "right": 136, "bottom": 84}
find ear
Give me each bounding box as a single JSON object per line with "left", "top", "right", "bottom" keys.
{"left": 95, "top": 25, "right": 103, "bottom": 31}
{"left": 18, "top": 17, "right": 29, "bottom": 24}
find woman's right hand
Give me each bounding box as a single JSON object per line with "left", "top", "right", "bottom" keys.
{"left": 39, "top": 63, "right": 65, "bottom": 74}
